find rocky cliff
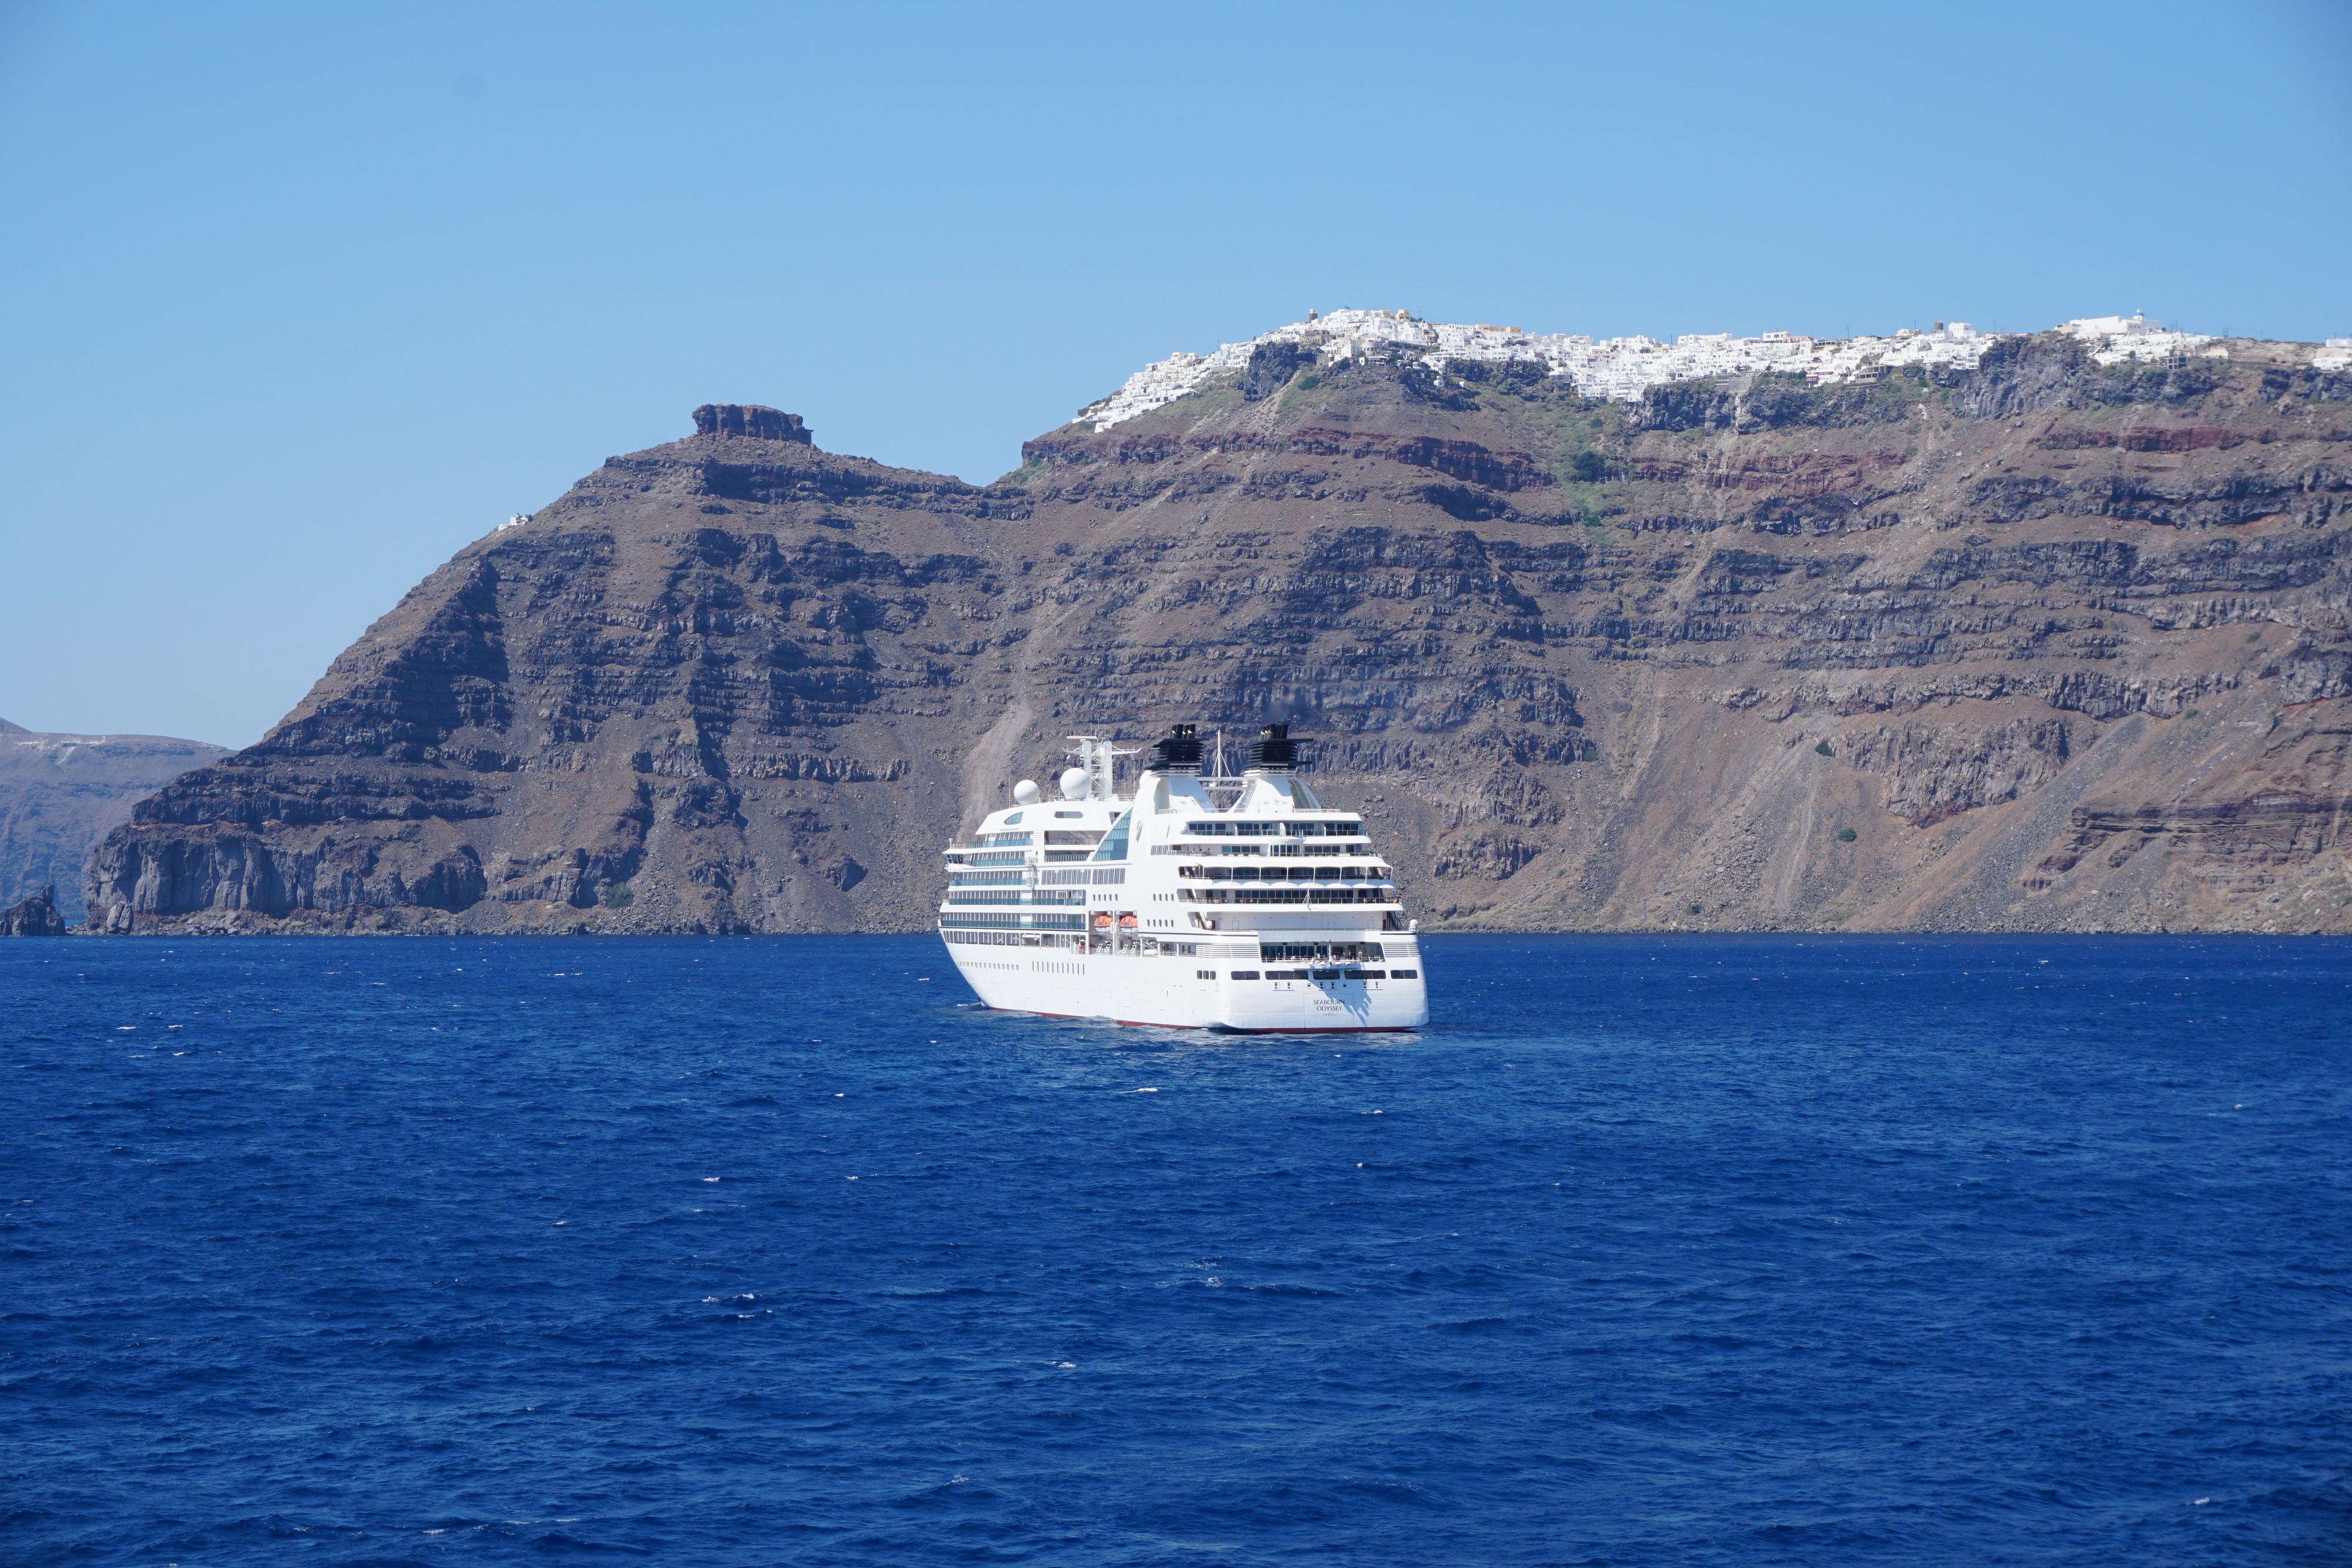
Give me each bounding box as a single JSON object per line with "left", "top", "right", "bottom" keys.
{"left": 84, "top": 347, "right": 2352, "bottom": 937}
{"left": 0, "top": 886, "right": 68, "bottom": 937}
{"left": 0, "top": 722, "right": 227, "bottom": 922}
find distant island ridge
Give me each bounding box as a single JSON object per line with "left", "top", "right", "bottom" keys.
{"left": 25, "top": 305, "right": 2349, "bottom": 936}
{"left": 0, "top": 720, "right": 226, "bottom": 924}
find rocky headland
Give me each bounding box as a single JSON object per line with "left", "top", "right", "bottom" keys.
{"left": 0, "top": 720, "right": 227, "bottom": 924}
{"left": 83, "top": 317, "right": 2352, "bottom": 936}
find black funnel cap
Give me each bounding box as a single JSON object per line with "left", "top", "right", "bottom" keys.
{"left": 1246, "top": 723, "right": 1297, "bottom": 771}
{"left": 1151, "top": 723, "right": 1202, "bottom": 774}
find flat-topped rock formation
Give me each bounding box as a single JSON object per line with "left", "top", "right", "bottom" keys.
{"left": 84, "top": 316, "right": 2352, "bottom": 935}
{"left": 692, "top": 403, "right": 813, "bottom": 442}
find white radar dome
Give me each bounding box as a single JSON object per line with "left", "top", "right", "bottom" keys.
{"left": 1012, "top": 779, "right": 1041, "bottom": 805}
{"left": 1058, "top": 767, "right": 1090, "bottom": 799}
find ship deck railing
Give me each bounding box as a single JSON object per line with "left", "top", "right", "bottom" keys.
{"left": 1180, "top": 888, "right": 1399, "bottom": 906}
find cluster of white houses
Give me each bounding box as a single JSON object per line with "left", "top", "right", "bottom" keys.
{"left": 1077, "top": 307, "right": 2288, "bottom": 432}
{"left": 2057, "top": 313, "right": 2230, "bottom": 368}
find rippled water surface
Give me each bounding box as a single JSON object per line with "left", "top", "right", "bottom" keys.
{"left": 4, "top": 934, "right": 2348, "bottom": 1566}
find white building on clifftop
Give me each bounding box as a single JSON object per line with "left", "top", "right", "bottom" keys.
{"left": 1073, "top": 309, "right": 2243, "bottom": 432}
{"left": 1077, "top": 309, "right": 2014, "bottom": 430}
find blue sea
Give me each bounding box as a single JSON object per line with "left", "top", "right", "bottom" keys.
{"left": 3, "top": 935, "right": 2346, "bottom": 1566}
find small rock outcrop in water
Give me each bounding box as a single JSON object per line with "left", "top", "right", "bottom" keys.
{"left": 0, "top": 886, "right": 68, "bottom": 936}
{"left": 83, "top": 315, "right": 2352, "bottom": 937}
{"left": 0, "top": 722, "right": 228, "bottom": 923}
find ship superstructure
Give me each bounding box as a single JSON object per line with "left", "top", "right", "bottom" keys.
{"left": 937, "top": 725, "right": 1428, "bottom": 1032}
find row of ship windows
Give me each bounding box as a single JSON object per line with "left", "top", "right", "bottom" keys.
{"left": 963, "top": 829, "right": 1104, "bottom": 849}
{"left": 958, "top": 848, "right": 1368, "bottom": 868}
{"left": 1175, "top": 865, "right": 1387, "bottom": 882}
{"left": 1151, "top": 844, "right": 1361, "bottom": 858}
{"left": 938, "top": 932, "right": 1411, "bottom": 970}
{"left": 1178, "top": 889, "right": 1398, "bottom": 905}
{"left": 1192, "top": 969, "right": 1419, "bottom": 982}
{"left": 940, "top": 928, "right": 1204, "bottom": 954}
{"left": 969, "top": 821, "right": 1362, "bottom": 848}
{"left": 1178, "top": 821, "right": 1364, "bottom": 838}
{"left": 950, "top": 850, "right": 1123, "bottom": 866}
{"left": 944, "top": 891, "right": 1087, "bottom": 906}
{"left": 948, "top": 868, "right": 1382, "bottom": 890}
{"left": 945, "top": 868, "right": 1131, "bottom": 888}
{"left": 946, "top": 890, "right": 1402, "bottom": 908}
{"left": 955, "top": 847, "right": 1371, "bottom": 868}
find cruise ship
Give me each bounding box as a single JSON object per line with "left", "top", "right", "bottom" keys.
{"left": 937, "top": 724, "right": 1428, "bottom": 1032}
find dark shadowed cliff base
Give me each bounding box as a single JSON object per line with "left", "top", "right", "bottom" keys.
{"left": 85, "top": 337, "right": 2352, "bottom": 937}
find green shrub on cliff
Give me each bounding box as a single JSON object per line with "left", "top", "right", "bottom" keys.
{"left": 604, "top": 882, "right": 634, "bottom": 908}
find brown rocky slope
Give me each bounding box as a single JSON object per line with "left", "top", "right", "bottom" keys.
{"left": 85, "top": 346, "right": 2352, "bottom": 935}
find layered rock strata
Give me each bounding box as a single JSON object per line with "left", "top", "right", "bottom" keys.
{"left": 87, "top": 329, "right": 2352, "bottom": 935}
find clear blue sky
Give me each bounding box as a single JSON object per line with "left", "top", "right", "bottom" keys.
{"left": 4, "top": 0, "right": 2347, "bottom": 746}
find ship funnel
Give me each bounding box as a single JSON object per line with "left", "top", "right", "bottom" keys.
{"left": 1149, "top": 723, "right": 1203, "bottom": 775}
{"left": 1245, "top": 723, "right": 1298, "bottom": 773}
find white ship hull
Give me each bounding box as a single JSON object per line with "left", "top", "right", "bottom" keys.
{"left": 946, "top": 942, "right": 1427, "bottom": 1032}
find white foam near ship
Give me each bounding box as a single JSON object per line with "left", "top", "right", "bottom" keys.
{"left": 937, "top": 724, "right": 1429, "bottom": 1032}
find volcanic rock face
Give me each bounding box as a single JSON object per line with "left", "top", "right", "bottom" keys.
{"left": 87, "top": 333, "right": 2352, "bottom": 935}
{"left": 0, "top": 885, "right": 68, "bottom": 936}
{"left": 692, "top": 403, "right": 811, "bottom": 443}
{"left": 0, "top": 724, "right": 228, "bottom": 922}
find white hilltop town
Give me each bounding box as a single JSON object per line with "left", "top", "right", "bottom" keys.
{"left": 1075, "top": 307, "right": 2277, "bottom": 432}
